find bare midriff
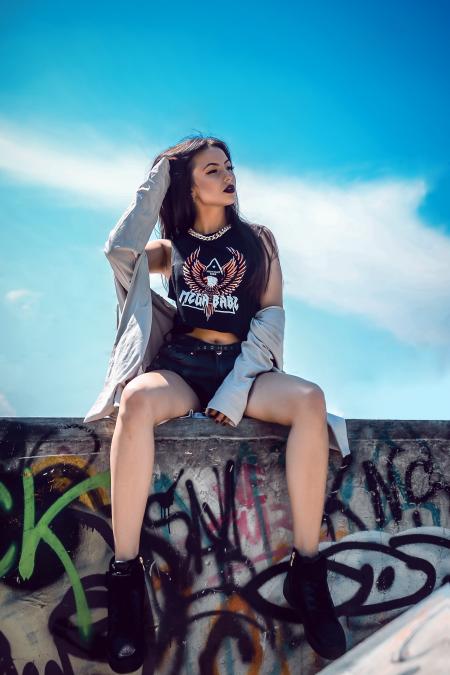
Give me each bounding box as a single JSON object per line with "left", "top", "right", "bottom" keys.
{"left": 184, "top": 327, "right": 241, "bottom": 345}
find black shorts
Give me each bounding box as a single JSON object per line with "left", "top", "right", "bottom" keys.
{"left": 144, "top": 332, "right": 242, "bottom": 409}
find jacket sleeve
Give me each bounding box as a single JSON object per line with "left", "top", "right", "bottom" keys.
{"left": 206, "top": 306, "right": 285, "bottom": 427}
{"left": 103, "top": 155, "right": 171, "bottom": 294}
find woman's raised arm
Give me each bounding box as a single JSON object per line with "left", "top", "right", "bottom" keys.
{"left": 103, "top": 156, "right": 171, "bottom": 292}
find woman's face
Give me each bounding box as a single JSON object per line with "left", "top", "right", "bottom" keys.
{"left": 190, "top": 146, "right": 236, "bottom": 207}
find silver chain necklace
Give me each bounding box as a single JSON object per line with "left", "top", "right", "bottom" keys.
{"left": 187, "top": 224, "right": 232, "bottom": 240}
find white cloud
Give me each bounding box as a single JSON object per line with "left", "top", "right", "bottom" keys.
{"left": 5, "top": 289, "right": 31, "bottom": 302}
{"left": 238, "top": 168, "right": 450, "bottom": 349}
{"left": 0, "top": 392, "right": 16, "bottom": 417}
{"left": 5, "top": 288, "right": 42, "bottom": 314}
{"left": 1, "top": 118, "right": 449, "bottom": 348}
{"left": 0, "top": 118, "right": 153, "bottom": 209}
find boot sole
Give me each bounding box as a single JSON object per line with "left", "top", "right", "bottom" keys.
{"left": 107, "top": 647, "right": 145, "bottom": 674}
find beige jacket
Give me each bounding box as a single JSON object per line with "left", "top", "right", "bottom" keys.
{"left": 83, "top": 157, "right": 351, "bottom": 457}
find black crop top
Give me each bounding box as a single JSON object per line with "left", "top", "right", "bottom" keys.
{"left": 168, "top": 225, "right": 259, "bottom": 340}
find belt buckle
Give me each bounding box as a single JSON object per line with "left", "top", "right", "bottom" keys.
{"left": 215, "top": 347, "right": 223, "bottom": 356}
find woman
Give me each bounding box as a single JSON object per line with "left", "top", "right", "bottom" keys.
{"left": 104, "top": 136, "right": 347, "bottom": 672}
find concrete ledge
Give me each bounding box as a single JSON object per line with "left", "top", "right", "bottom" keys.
{"left": 321, "top": 582, "right": 450, "bottom": 674}
{"left": 0, "top": 417, "right": 449, "bottom": 674}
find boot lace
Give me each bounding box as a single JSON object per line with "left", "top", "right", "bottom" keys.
{"left": 301, "top": 575, "right": 335, "bottom": 616}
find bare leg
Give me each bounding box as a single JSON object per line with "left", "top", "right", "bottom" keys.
{"left": 110, "top": 369, "right": 201, "bottom": 561}
{"left": 110, "top": 405, "right": 155, "bottom": 561}
{"left": 241, "top": 371, "right": 347, "bottom": 660}
{"left": 243, "top": 371, "right": 329, "bottom": 557}
{"left": 286, "top": 390, "right": 328, "bottom": 556}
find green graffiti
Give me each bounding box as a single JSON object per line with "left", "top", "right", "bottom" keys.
{"left": 0, "top": 481, "right": 17, "bottom": 577}
{"left": 19, "top": 467, "right": 110, "bottom": 643}
{"left": 0, "top": 481, "right": 13, "bottom": 510}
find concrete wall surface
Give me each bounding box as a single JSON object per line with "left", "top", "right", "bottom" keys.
{"left": 320, "top": 581, "right": 450, "bottom": 674}
{"left": 0, "top": 416, "right": 449, "bottom": 674}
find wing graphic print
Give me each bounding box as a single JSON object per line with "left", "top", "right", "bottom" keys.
{"left": 216, "top": 247, "right": 247, "bottom": 294}
{"left": 182, "top": 246, "right": 247, "bottom": 319}
{"left": 183, "top": 247, "right": 209, "bottom": 294}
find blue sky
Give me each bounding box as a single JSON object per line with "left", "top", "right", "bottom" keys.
{"left": 1, "top": 0, "right": 449, "bottom": 420}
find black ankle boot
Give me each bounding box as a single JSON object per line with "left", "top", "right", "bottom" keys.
{"left": 105, "top": 554, "right": 147, "bottom": 673}
{"left": 283, "top": 547, "right": 347, "bottom": 660}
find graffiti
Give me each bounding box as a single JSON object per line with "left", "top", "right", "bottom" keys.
{"left": 324, "top": 442, "right": 449, "bottom": 538}
{"left": 0, "top": 418, "right": 449, "bottom": 673}
{"left": 1, "top": 464, "right": 110, "bottom": 640}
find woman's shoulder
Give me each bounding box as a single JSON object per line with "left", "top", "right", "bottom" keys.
{"left": 247, "top": 221, "right": 274, "bottom": 239}
{"left": 248, "top": 222, "right": 279, "bottom": 261}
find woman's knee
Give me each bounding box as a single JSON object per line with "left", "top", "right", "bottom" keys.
{"left": 294, "top": 380, "right": 327, "bottom": 418}
{"left": 119, "top": 380, "right": 156, "bottom": 420}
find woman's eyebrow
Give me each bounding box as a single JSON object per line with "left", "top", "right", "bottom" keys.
{"left": 202, "top": 160, "right": 232, "bottom": 169}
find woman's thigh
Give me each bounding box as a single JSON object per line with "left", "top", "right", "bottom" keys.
{"left": 243, "top": 371, "right": 326, "bottom": 426}
{"left": 120, "top": 368, "right": 203, "bottom": 425}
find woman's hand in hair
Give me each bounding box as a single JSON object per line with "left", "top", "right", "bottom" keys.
{"left": 163, "top": 154, "right": 179, "bottom": 176}
{"left": 162, "top": 153, "right": 178, "bottom": 163}
{"left": 205, "top": 408, "right": 233, "bottom": 426}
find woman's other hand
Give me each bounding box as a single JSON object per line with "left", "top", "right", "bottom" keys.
{"left": 205, "top": 408, "right": 233, "bottom": 426}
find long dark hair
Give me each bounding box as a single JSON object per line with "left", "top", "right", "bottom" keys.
{"left": 150, "top": 134, "right": 279, "bottom": 311}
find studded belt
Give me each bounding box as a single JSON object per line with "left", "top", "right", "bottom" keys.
{"left": 195, "top": 342, "right": 242, "bottom": 355}
{"left": 173, "top": 334, "right": 242, "bottom": 356}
